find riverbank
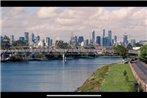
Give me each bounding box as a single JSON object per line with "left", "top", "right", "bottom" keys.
{"left": 77, "top": 63, "right": 137, "bottom": 92}
{"left": 1, "top": 55, "right": 121, "bottom": 62}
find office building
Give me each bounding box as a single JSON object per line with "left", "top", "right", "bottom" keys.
{"left": 46, "top": 37, "right": 52, "bottom": 47}
{"left": 123, "top": 35, "right": 128, "bottom": 47}
{"left": 19, "top": 37, "right": 25, "bottom": 42}
{"left": 85, "top": 39, "right": 89, "bottom": 46}
{"left": 92, "top": 30, "right": 95, "bottom": 45}
{"left": 78, "top": 36, "right": 84, "bottom": 45}
{"left": 10, "top": 35, "right": 14, "bottom": 45}
{"left": 32, "top": 33, "right": 35, "bottom": 43}
{"left": 24, "top": 32, "right": 29, "bottom": 45}
{"left": 130, "top": 39, "right": 136, "bottom": 46}
{"left": 96, "top": 36, "right": 101, "bottom": 46}
{"left": 114, "top": 35, "right": 117, "bottom": 43}
{"left": 102, "top": 29, "right": 106, "bottom": 46}
{"left": 108, "top": 30, "right": 112, "bottom": 46}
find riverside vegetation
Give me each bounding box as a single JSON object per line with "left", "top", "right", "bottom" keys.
{"left": 78, "top": 63, "right": 137, "bottom": 92}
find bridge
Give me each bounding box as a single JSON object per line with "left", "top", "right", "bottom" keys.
{"left": 0, "top": 48, "right": 101, "bottom": 54}
{"left": 0, "top": 48, "right": 139, "bottom": 55}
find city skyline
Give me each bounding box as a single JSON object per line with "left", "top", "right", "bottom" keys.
{"left": 1, "top": 7, "right": 147, "bottom": 42}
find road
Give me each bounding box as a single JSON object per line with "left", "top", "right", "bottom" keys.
{"left": 131, "top": 60, "right": 147, "bottom": 83}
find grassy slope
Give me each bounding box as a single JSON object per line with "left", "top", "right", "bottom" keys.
{"left": 101, "top": 64, "right": 137, "bottom": 92}
{"left": 79, "top": 63, "right": 137, "bottom": 92}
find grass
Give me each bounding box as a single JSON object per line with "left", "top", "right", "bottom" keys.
{"left": 78, "top": 63, "right": 137, "bottom": 92}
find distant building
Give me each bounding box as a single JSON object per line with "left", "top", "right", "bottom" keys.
{"left": 96, "top": 36, "right": 101, "bottom": 46}
{"left": 139, "top": 40, "right": 147, "bottom": 45}
{"left": 19, "top": 37, "right": 25, "bottom": 42}
{"left": 46, "top": 37, "right": 52, "bottom": 47}
{"left": 123, "top": 35, "right": 128, "bottom": 47}
{"left": 102, "top": 29, "right": 106, "bottom": 46}
{"left": 10, "top": 35, "right": 14, "bottom": 45}
{"left": 85, "top": 39, "right": 89, "bottom": 46}
{"left": 24, "top": 32, "right": 29, "bottom": 45}
{"left": 130, "top": 39, "right": 136, "bottom": 47}
{"left": 36, "top": 35, "right": 40, "bottom": 43}
{"left": 108, "top": 30, "right": 112, "bottom": 46}
{"left": 78, "top": 36, "right": 84, "bottom": 45}
{"left": 92, "top": 30, "right": 95, "bottom": 45}
{"left": 114, "top": 35, "right": 117, "bottom": 43}
{"left": 50, "top": 39, "right": 53, "bottom": 46}
{"left": 103, "top": 37, "right": 108, "bottom": 46}
{"left": 32, "top": 33, "right": 35, "bottom": 43}
{"left": 112, "top": 39, "right": 114, "bottom": 46}
{"left": 70, "top": 36, "right": 78, "bottom": 46}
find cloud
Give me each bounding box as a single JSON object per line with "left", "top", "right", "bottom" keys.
{"left": 1, "top": 7, "right": 147, "bottom": 42}
{"left": 37, "top": 7, "right": 59, "bottom": 18}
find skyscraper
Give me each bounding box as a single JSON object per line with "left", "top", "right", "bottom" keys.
{"left": 85, "top": 39, "right": 89, "bottom": 46}
{"left": 92, "top": 30, "right": 95, "bottom": 45}
{"left": 108, "top": 30, "right": 112, "bottom": 46}
{"left": 78, "top": 36, "right": 84, "bottom": 45}
{"left": 130, "top": 39, "right": 136, "bottom": 47}
{"left": 96, "top": 36, "right": 101, "bottom": 46}
{"left": 24, "top": 32, "right": 29, "bottom": 45}
{"left": 102, "top": 29, "right": 105, "bottom": 46}
{"left": 123, "top": 35, "right": 128, "bottom": 47}
{"left": 32, "top": 33, "right": 35, "bottom": 43}
{"left": 103, "top": 37, "right": 108, "bottom": 46}
{"left": 36, "top": 35, "right": 40, "bottom": 43}
{"left": 46, "top": 37, "right": 51, "bottom": 47}
{"left": 19, "top": 37, "right": 25, "bottom": 42}
{"left": 114, "top": 35, "right": 117, "bottom": 43}
{"left": 10, "top": 35, "right": 14, "bottom": 45}
{"left": 50, "top": 39, "right": 53, "bottom": 46}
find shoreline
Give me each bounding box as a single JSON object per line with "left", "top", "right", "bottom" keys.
{"left": 1, "top": 56, "right": 121, "bottom": 63}
{"left": 77, "top": 62, "right": 137, "bottom": 92}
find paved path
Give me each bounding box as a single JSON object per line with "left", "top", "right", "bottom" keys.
{"left": 131, "top": 60, "right": 147, "bottom": 83}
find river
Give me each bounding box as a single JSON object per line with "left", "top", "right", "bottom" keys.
{"left": 1, "top": 57, "right": 122, "bottom": 92}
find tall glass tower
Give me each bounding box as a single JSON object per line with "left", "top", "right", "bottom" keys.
{"left": 92, "top": 30, "right": 95, "bottom": 45}
{"left": 108, "top": 30, "right": 112, "bottom": 46}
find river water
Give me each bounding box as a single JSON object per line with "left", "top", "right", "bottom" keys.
{"left": 1, "top": 57, "right": 121, "bottom": 92}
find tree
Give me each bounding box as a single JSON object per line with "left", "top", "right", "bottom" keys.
{"left": 114, "top": 45, "right": 128, "bottom": 59}
{"left": 134, "top": 42, "right": 143, "bottom": 47}
{"left": 127, "top": 43, "right": 133, "bottom": 50}
{"left": 139, "top": 45, "right": 147, "bottom": 61}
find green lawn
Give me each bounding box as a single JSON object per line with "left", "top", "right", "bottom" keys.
{"left": 101, "top": 64, "right": 137, "bottom": 92}
{"left": 79, "top": 63, "right": 137, "bottom": 92}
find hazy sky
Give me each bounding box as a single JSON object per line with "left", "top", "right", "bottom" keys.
{"left": 1, "top": 7, "right": 147, "bottom": 43}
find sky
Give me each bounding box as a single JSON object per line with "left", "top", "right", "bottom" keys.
{"left": 1, "top": 7, "right": 147, "bottom": 43}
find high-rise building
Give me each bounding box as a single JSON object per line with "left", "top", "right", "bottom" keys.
{"left": 130, "top": 39, "right": 136, "bottom": 47}
{"left": 103, "top": 29, "right": 105, "bottom": 37}
{"left": 102, "top": 29, "right": 106, "bottom": 46}
{"left": 108, "top": 30, "right": 112, "bottom": 46}
{"left": 112, "top": 39, "right": 114, "bottom": 46}
{"left": 96, "top": 36, "right": 101, "bottom": 46}
{"left": 92, "top": 30, "right": 95, "bottom": 45}
{"left": 10, "top": 35, "right": 14, "bottom": 45}
{"left": 50, "top": 39, "right": 53, "bottom": 46}
{"left": 103, "top": 37, "right": 108, "bottom": 46}
{"left": 24, "top": 32, "right": 29, "bottom": 45}
{"left": 85, "top": 39, "right": 89, "bottom": 46}
{"left": 78, "top": 36, "right": 84, "bottom": 45}
{"left": 19, "top": 37, "right": 25, "bottom": 42}
{"left": 32, "top": 33, "right": 35, "bottom": 43}
{"left": 123, "top": 35, "right": 128, "bottom": 47}
{"left": 70, "top": 36, "right": 78, "bottom": 46}
{"left": 46, "top": 37, "right": 52, "bottom": 47}
{"left": 114, "top": 35, "right": 117, "bottom": 43}
{"left": 36, "top": 35, "right": 40, "bottom": 43}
